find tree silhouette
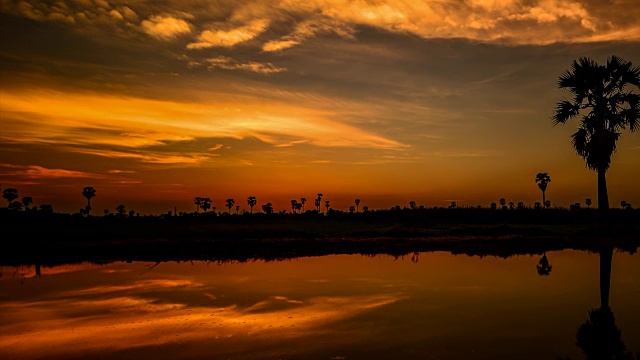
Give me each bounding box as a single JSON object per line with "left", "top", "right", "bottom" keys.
{"left": 247, "top": 196, "right": 257, "bottom": 214}
{"left": 235, "top": 205, "right": 240, "bottom": 215}
{"left": 200, "top": 197, "right": 212, "bottom": 213}
{"left": 115, "top": 204, "right": 126, "bottom": 217}
{"left": 508, "top": 201, "right": 515, "bottom": 210}
{"left": 349, "top": 205, "right": 355, "bottom": 213}
{"left": 82, "top": 187, "right": 96, "bottom": 216}
{"left": 545, "top": 199, "right": 552, "bottom": 209}
{"left": 261, "top": 202, "right": 273, "bottom": 214}
{"left": 316, "top": 193, "right": 323, "bottom": 211}
{"left": 300, "top": 197, "right": 306, "bottom": 212}
{"left": 536, "top": 252, "right": 552, "bottom": 276}
{"left": 226, "top": 198, "right": 235, "bottom": 214}
{"left": 586, "top": 198, "right": 592, "bottom": 208}
{"left": 536, "top": 172, "right": 551, "bottom": 206}
{"left": 499, "top": 198, "right": 506, "bottom": 209}
{"left": 355, "top": 199, "right": 360, "bottom": 213}
{"left": 21, "top": 196, "right": 33, "bottom": 211}
{"left": 553, "top": 55, "right": 640, "bottom": 213}
{"left": 362, "top": 206, "right": 369, "bottom": 212}
{"left": 194, "top": 197, "right": 203, "bottom": 213}
{"left": 409, "top": 201, "right": 416, "bottom": 210}
{"left": 3, "top": 188, "right": 18, "bottom": 207}
{"left": 324, "top": 200, "right": 330, "bottom": 213}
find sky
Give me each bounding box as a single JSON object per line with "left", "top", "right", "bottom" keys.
{"left": 1, "top": 0, "right": 639, "bottom": 215}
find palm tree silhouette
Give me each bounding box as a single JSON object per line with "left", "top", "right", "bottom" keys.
{"left": 300, "top": 197, "right": 306, "bottom": 212}
{"left": 247, "top": 196, "right": 257, "bottom": 214}
{"left": 499, "top": 198, "right": 506, "bottom": 209}
{"left": 21, "top": 196, "right": 33, "bottom": 211}
{"left": 355, "top": 199, "right": 360, "bottom": 213}
{"left": 553, "top": 55, "right": 640, "bottom": 213}
{"left": 586, "top": 198, "right": 592, "bottom": 208}
{"left": 535, "top": 172, "right": 551, "bottom": 206}
{"left": 316, "top": 193, "right": 323, "bottom": 211}
{"left": 409, "top": 201, "right": 416, "bottom": 210}
{"left": 82, "top": 187, "right": 96, "bottom": 215}
{"left": 235, "top": 205, "right": 240, "bottom": 215}
{"left": 2, "top": 188, "right": 18, "bottom": 207}
{"left": 261, "top": 202, "right": 273, "bottom": 214}
{"left": 225, "top": 198, "right": 235, "bottom": 214}
{"left": 324, "top": 200, "right": 330, "bottom": 213}
{"left": 200, "top": 197, "right": 212, "bottom": 212}
{"left": 291, "top": 200, "right": 297, "bottom": 214}
{"left": 194, "top": 197, "right": 203, "bottom": 213}
{"left": 349, "top": 205, "right": 355, "bottom": 213}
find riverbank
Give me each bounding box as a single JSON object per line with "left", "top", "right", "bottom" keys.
{"left": 2, "top": 208, "right": 638, "bottom": 266}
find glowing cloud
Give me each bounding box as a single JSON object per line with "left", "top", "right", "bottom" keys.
{"left": 141, "top": 15, "right": 192, "bottom": 40}
{"left": 187, "top": 19, "right": 269, "bottom": 49}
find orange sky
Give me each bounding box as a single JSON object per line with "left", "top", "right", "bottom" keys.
{"left": 1, "top": 0, "right": 639, "bottom": 214}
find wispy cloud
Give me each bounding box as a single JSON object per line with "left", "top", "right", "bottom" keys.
{"left": 0, "top": 164, "right": 106, "bottom": 179}
{"left": 187, "top": 19, "right": 269, "bottom": 49}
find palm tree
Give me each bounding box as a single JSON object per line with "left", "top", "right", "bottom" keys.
{"left": 2, "top": 188, "right": 18, "bottom": 207}
{"left": 324, "top": 200, "right": 330, "bottom": 213}
{"left": 544, "top": 200, "right": 551, "bottom": 209}
{"left": 553, "top": 55, "right": 640, "bottom": 213}
{"left": 535, "top": 172, "right": 551, "bottom": 206}
{"left": 355, "top": 199, "right": 360, "bottom": 213}
{"left": 586, "top": 198, "right": 592, "bottom": 208}
{"left": 200, "top": 197, "right": 211, "bottom": 212}
{"left": 300, "top": 197, "right": 306, "bottom": 212}
{"left": 499, "top": 198, "right": 506, "bottom": 209}
{"left": 362, "top": 206, "right": 369, "bottom": 212}
{"left": 115, "top": 204, "right": 126, "bottom": 217}
{"left": 194, "top": 197, "right": 203, "bottom": 213}
{"left": 21, "top": 196, "right": 33, "bottom": 211}
{"left": 261, "top": 202, "right": 273, "bottom": 214}
{"left": 409, "top": 201, "right": 416, "bottom": 210}
{"left": 316, "top": 193, "right": 323, "bottom": 211}
{"left": 82, "top": 187, "right": 96, "bottom": 215}
{"left": 226, "top": 198, "right": 235, "bottom": 214}
{"left": 247, "top": 196, "right": 257, "bottom": 214}
{"left": 348, "top": 205, "right": 355, "bottom": 213}
{"left": 508, "top": 201, "right": 514, "bottom": 210}
{"left": 235, "top": 205, "right": 240, "bottom": 215}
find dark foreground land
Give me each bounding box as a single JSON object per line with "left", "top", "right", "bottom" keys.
{"left": 1, "top": 208, "right": 638, "bottom": 266}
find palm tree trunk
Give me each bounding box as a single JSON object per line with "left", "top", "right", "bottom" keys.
{"left": 599, "top": 247, "right": 613, "bottom": 309}
{"left": 597, "top": 169, "right": 609, "bottom": 211}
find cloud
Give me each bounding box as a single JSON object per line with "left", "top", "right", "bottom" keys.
{"left": 200, "top": 56, "right": 286, "bottom": 74}
{"left": 141, "top": 15, "right": 192, "bottom": 40}
{"left": 0, "top": 88, "right": 406, "bottom": 166}
{"left": 0, "top": 164, "right": 105, "bottom": 179}
{"left": 262, "top": 16, "right": 355, "bottom": 52}
{"left": 187, "top": 19, "right": 269, "bottom": 49}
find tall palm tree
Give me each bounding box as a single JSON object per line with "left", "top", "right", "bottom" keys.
{"left": 324, "top": 200, "right": 330, "bottom": 213}
{"left": 553, "top": 55, "right": 640, "bottom": 212}
{"left": 226, "top": 198, "right": 235, "bottom": 214}
{"left": 354, "top": 199, "right": 360, "bottom": 213}
{"left": 247, "top": 196, "right": 257, "bottom": 214}
{"left": 82, "top": 186, "right": 96, "bottom": 215}
{"left": 535, "top": 172, "right": 551, "bottom": 206}
{"left": 300, "top": 197, "right": 306, "bottom": 212}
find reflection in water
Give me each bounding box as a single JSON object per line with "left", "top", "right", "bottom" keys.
{"left": 1, "top": 250, "right": 639, "bottom": 359}
{"left": 537, "top": 252, "right": 552, "bottom": 276}
{"left": 574, "top": 247, "right": 637, "bottom": 360}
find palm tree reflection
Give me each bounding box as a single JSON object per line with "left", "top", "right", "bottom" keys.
{"left": 537, "top": 252, "right": 552, "bottom": 276}
{"left": 574, "top": 247, "right": 636, "bottom": 360}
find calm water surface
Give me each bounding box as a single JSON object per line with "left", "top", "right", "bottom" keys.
{"left": 1, "top": 249, "right": 639, "bottom": 360}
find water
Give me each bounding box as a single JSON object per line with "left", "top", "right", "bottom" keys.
{"left": 1, "top": 250, "right": 639, "bottom": 359}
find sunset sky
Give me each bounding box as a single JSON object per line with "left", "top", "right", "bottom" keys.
{"left": 1, "top": 0, "right": 639, "bottom": 215}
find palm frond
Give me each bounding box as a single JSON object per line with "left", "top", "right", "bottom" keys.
{"left": 553, "top": 100, "right": 580, "bottom": 125}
